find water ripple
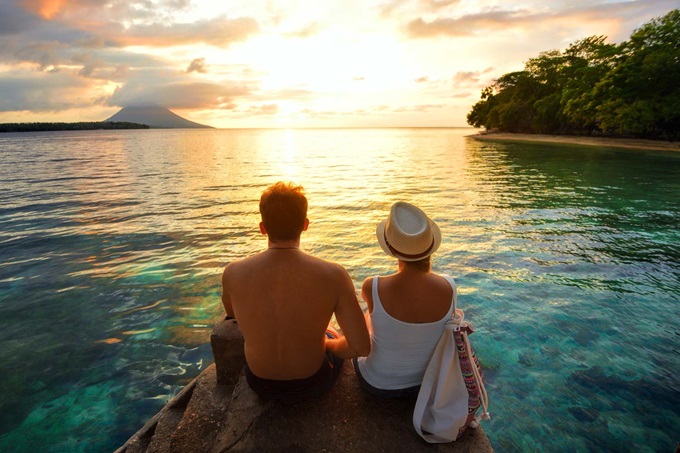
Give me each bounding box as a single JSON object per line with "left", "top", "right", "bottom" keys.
{"left": 0, "top": 129, "right": 678, "bottom": 452}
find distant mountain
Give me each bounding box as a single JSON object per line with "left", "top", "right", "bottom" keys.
{"left": 104, "top": 106, "right": 213, "bottom": 129}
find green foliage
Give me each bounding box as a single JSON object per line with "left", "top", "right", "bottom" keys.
{"left": 467, "top": 9, "right": 680, "bottom": 140}
{"left": 0, "top": 122, "right": 150, "bottom": 133}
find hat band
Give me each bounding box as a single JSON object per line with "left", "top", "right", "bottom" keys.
{"left": 384, "top": 232, "right": 435, "bottom": 260}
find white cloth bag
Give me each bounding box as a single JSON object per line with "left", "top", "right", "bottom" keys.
{"left": 413, "top": 309, "right": 489, "bottom": 443}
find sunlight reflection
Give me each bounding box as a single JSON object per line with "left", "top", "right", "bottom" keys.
{"left": 2, "top": 127, "right": 678, "bottom": 452}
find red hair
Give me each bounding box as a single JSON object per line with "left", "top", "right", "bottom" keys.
{"left": 259, "top": 182, "right": 308, "bottom": 240}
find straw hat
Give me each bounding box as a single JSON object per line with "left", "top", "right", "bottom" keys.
{"left": 376, "top": 202, "right": 441, "bottom": 261}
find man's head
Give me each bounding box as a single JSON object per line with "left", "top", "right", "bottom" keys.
{"left": 259, "top": 182, "right": 308, "bottom": 241}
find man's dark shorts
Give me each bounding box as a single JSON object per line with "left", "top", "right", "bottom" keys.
{"left": 244, "top": 331, "right": 344, "bottom": 400}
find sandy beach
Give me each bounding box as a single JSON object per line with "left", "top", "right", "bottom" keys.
{"left": 468, "top": 132, "right": 680, "bottom": 152}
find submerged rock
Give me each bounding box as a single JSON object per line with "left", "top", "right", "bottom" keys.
{"left": 568, "top": 406, "right": 599, "bottom": 423}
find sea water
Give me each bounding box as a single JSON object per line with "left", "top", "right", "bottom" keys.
{"left": 0, "top": 128, "right": 678, "bottom": 452}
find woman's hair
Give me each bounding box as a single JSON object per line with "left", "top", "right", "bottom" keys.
{"left": 259, "top": 182, "right": 308, "bottom": 241}
{"left": 402, "top": 256, "right": 431, "bottom": 272}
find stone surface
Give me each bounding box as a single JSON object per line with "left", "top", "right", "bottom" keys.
{"left": 213, "top": 362, "right": 493, "bottom": 453}
{"left": 168, "top": 365, "right": 234, "bottom": 452}
{"left": 211, "top": 317, "right": 245, "bottom": 386}
{"left": 117, "top": 318, "right": 495, "bottom": 453}
{"left": 213, "top": 369, "right": 273, "bottom": 452}
{"left": 145, "top": 403, "right": 186, "bottom": 453}
{"left": 116, "top": 373, "right": 201, "bottom": 453}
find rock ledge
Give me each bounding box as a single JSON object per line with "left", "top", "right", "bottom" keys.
{"left": 116, "top": 317, "right": 495, "bottom": 453}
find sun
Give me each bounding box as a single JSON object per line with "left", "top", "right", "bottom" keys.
{"left": 226, "top": 29, "right": 411, "bottom": 95}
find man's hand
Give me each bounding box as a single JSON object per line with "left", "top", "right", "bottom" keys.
{"left": 326, "top": 335, "right": 367, "bottom": 359}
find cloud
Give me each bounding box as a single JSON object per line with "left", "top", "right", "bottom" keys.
{"left": 3, "top": 1, "right": 675, "bottom": 126}
{"left": 112, "top": 65, "right": 129, "bottom": 79}
{"left": 284, "top": 22, "right": 322, "bottom": 39}
{"left": 379, "top": 0, "right": 460, "bottom": 17}
{"left": 298, "top": 108, "right": 343, "bottom": 119}
{"left": 247, "top": 87, "right": 315, "bottom": 102}
{"left": 73, "top": 36, "right": 107, "bottom": 48}
{"left": 0, "top": 5, "right": 121, "bottom": 72}
{"left": 451, "top": 68, "right": 493, "bottom": 87}
{"left": 107, "top": 16, "right": 260, "bottom": 47}
{"left": 244, "top": 104, "right": 279, "bottom": 115}
{"left": 107, "top": 80, "right": 250, "bottom": 109}
{"left": 15, "top": 1, "right": 260, "bottom": 48}
{"left": 4, "top": 2, "right": 94, "bottom": 44}
{"left": 406, "top": 9, "right": 536, "bottom": 37}
{"left": 405, "top": 2, "right": 679, "bottom": 38}
{"left": 20, "top": 0, "right": 191, "bottom": 21}
{"left": 72, "top": 52, "right": 105, "bottom": 77}
{"left": 0, "top": 4, "right": 257, "bottom": 113}
{"left": 0, "top": 72, "right": 94, "bottom": 112}
{"left": 2, "top": 35, "right": 168, "bottom": 79}
{"left": 12, "top": 41, "right": 68, "bottom": 71}
{"left": 393, "top": 103, "right": 445, "bottom": 112}
{"left": 187, "top": 58, "right": 207, "bottom": 73}
{"left": 295, "top": 102, "right": 447, "bottom": 119}
{"left": 408, "top": 71, "right": 492, "bottom": 101}
{"left": 22, "top": 0, "right": 69, "bottom": 20}
{"left": 0, "top": 2, "right": 40, "bottom": 35}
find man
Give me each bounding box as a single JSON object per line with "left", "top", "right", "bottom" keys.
{"left": 222, "top": 182, "right": 370, "bottom": 399}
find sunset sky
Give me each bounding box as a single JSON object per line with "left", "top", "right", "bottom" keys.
{"left": 0, "top": 0, "right": 676, "bottom": 128}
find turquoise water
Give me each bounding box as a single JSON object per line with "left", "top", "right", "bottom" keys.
{"left": 0, "top": 128, "right": 678, "bottom": 452}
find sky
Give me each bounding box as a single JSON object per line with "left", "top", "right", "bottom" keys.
{"left": 0, "top": 0, "right": 676, "bottom": 128}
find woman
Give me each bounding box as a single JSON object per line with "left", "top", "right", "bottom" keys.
{"left": 354, "top": 201, "right": 456, "bottom": 397}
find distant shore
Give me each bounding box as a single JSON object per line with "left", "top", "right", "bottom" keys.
{"left": 468, "top": 132, "right": 680, "bottom": 152}
{"left": 0, "top": 121, "right": 149, "bottom": 133}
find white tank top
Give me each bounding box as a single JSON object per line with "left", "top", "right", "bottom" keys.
{"left": 356, "top": 275, "right": 456, "bottom": 389}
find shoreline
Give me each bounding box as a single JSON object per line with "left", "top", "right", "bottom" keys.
{"left": 467, "top": 132, "right": 680, "bottom": 152}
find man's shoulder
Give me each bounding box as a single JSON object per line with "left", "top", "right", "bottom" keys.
{"left": 302, "top": 253, "right": 346, "bottom": 274}
{"left": 224, "top": 250, "right": 348, "bottom": 280}
{"left": 223, "top": 252, "right": 266, "bottom": 276}
{"left": 306, "top": 255, "right": 350, "bottom": 283}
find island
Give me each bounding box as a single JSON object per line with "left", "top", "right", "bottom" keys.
{"left": 0, "top": 106, "right": 213, "bottom": 132}
{"left": 105, "top": 106, "right": 213, "bottom": 129}
{"left": 466, "top": 10, "right": 679, "bottom": 144}
{"left": 0, "top": 121, "right": 149, "bottom": 133}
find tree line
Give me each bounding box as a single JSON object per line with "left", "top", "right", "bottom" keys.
{"left": 467, "top": 9, "right": 680, "bottom": 140}
{"left": 0, "top": 122, "right": 150, "bottom": 133}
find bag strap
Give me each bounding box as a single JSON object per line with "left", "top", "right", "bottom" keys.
{"left": 459, "top": 321, "right": 490, "bottom": 427}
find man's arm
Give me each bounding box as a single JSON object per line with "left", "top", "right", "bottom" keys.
{"left": 361, "top": 277, "right": 374, "bottom": 313}
{"left": 325, "top": 266, "right": 370, "bottom": 359}
{"left": 221, "top": 265, "right": 235, "bottom": 319}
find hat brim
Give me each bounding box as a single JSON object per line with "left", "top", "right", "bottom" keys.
{"left": 376, "top": 218, "right": 442, "bottom": 262}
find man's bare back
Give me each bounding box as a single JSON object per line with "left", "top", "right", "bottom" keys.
{"left": 221, "top": 182, "right": 369, "bottom": 387}
{"left": 222, "top": 248, "right": 367, "bottom": 379}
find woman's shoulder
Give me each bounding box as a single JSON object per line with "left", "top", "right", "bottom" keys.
{"left": 432, "top": 274, "right": 456, "bottom": 296}
{"left": 432, "top": 272, "right": 455, "bottom": 283}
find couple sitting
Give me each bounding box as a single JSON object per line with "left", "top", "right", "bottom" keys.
{"left": 221, "top": 182, "right": 456, "bottom": 400}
